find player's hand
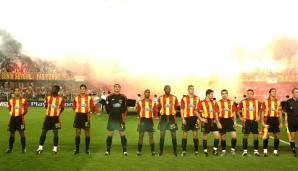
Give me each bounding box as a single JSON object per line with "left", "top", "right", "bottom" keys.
{"left": 182, "top": 119, "right": 186, "bottom": 125}
{"left": 201, "top": 118, "right": 207, "bottom": 123}
{"left": 217, "top": 122, "right": 222, "bottom": 129}
{"left": 233, "top": 122, "right": 237, "bottom": 128}
{"left": 240, "top": 117, "right": 246, "bottom": 122}
{"left": 279, "top": 123, "right": 283, "bottom": 129}
{"left": 256, "top": 117, "right": 260, "bottom": 122}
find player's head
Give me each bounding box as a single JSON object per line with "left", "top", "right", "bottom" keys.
{"left": 292, "top": 88, "right": 298, "bottom": 99}
{"left": 51, "top": 85, "right": 60, "bottom": 96}
{"left": 269, "top": 88, "right": 277, "bottom": 98}
{"left": 80, "top": 84, "right": 87, "bottom": 95}
{"left": 114, "top": 84, "right": 121, "bottom": 94}
{"left": 246, "top": 89, "right": 254, "bottom": 99}
{"left": 144, "top": 89, "right": 150, "bottom": 99}
{"left": 221, "top": 89, "right": 228, "bottom": 99}
{"left": 164, "top": 85, "right": 171, "bottom": 95}
{"left": 188, "top": 85, "right": 194, "bottom": 95}
{"left": 14, "top": 88, "right": 21, "bottom": 97}
{"left": 205, "top": 89, "right": 214, "bottom": 100}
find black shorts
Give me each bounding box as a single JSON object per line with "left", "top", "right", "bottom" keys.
{"left": 42, "top": 116, "right": 61, "bottom": 130}
{"left": 158, "top": 115, "right": 178, "bottom": 131}
{"left": 242, "top": 120, "right": 258, "bottom": 134}
{"left": 264, "top": 117, "right": 280, "bottom": 133}
{"left": 219, "top": 118, "right": 235, "bottom": 134}
{"left": 182, "top": 116, "right": 199, "bottom": 131}
{"left": 138, "top": 118, "right": 154, "bottom": 133}
{"left": 201, "top": 118, "right": 218, "bottom": 133}
{"left": 107, "top": 119, "right": 125, "bottom": 131}
{"left": 288, "top": 117, "right": 298, "bottom": 132}
{"left": 8, "top": 116, "right": 25, "bottom": 132}
{"left": 73, "top": 113, "right": 90, "bottom": 129}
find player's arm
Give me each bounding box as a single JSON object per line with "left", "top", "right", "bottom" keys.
{"left": 136, "top": 101, "right": 141, "bottom": 124}
{"left": 214, "top": 103, "right": 222, "bottom": 128}
{"left": 237, "top": 101, "right": 244, "bottom": 122}
{"left": 278, "top": 104, "right": 283, "bottom": 128}
{"left": 121, "top": 95, "right": 128, "bottom": 123}
{"left": 256, "top": 102, "right": 261, "bottom": 122}
{"left": 23, "top": 99, "right": 28, "bottom": 115}
{"left": 44, "top": 97, "right": 48, "bottom": 109}
{"left": 105, "top": 95, "right": 111, "bottom": 114}
{"left": 90, "top": 98, "right": 95, "bottom": 113}
{"left": 153, "top": 102, "right": 158, "bottom": 119}
{"left": 72, "top": 98, "right": 76, "bottom": 111}
{"left": 180, "top": 98, "right": 186, "bottom": 124}
{"left": 60, "top": 98, "right": 65, "bottom": 114}
{"left": 260, "top": 102, "right": 266, "bottom": 127}
{"left": 232, "top": 103, "right": 237, "bottom": 127}
{"left": 7, "top": 100, "right": 11, "bottom": 112}
{"left": 196, "top": 102, "right": 206, "bottom": 123}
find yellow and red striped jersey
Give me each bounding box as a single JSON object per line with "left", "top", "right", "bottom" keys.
{"left": 72, "top": 95, "right": 94, "bottom": 113}
{"left": 180, "top": 95, "right": 200, "bottom": 118}
{"left": 215, "top": 99, "right": 237, "bottom": 118}
{"left": 197, "top": 99, "right": 216, "bottom": 119}
{"left": 44, "top": 95, "right": 65, "bottom": 117}
{"left": 238, "top": 98, "right": 261, "bottom": 120}
{"left": 136, "top": 98, "right": 157, "bottom": 118}
{"left": 8, "top": 97, "right": 28, "bottom": 116}
{"left": 158, "top": 95, "right": 179, "bottom": 116}
{"left": 261, "top": 99, "right": 281, "bottom": 117}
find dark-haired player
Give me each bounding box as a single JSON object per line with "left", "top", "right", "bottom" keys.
{"left": 36, "top": 85, "right": 65, "bottom": 154}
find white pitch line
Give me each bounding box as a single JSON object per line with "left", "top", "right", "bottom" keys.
{"left": 236, "top": 124, "right": 290, "bottom": 145}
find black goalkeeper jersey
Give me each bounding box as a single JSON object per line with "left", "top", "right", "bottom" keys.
{"left": 105, "top": 93, "right": 127, "bottom": 120}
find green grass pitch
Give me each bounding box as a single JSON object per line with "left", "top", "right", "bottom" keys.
{"left": 0, "top": 107, "right": 298, "bottom": 171}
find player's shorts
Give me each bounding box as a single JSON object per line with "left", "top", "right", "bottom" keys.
{"left": 8, "top": 116, "right": 25, "bottom": 132}
{"left": 182, "top": 116, "right": 199, "bottom": 131}
{"left": 42, "top": 116, "right": 61, "bottom": 130}
{"left": 288, "top": 117, "right": 298, "bottom": 132}
{"left": 264, "top": 117, "right": 280, "bottom": 133}
{"left": 73, "top": 113, "right": 90, "bottom": 129}
{"left": 201, "top": 118, "right": 218, "bottom": 133}
{"left": 107, "top": 118, "right": 125, "bottom": 131}
{"left": 158, "top": 115, "right": 178, "bottom": 131}
{"left": 138, "top": 118, "right": 154, "bottom": 133}
{"left": 242, "top": 120, "right": 258, "bottom": 134}
{"left": 219, "top": 118, "right": 235, "bottom": 134}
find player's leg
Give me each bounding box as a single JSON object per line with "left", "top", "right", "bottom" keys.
{"left": 137, "top": 131, "right": 145, "bottom": 156}
{"left": 252, "top": 121, "right": 260, "bottom": 156}
{"left": 253, "top": 133, "right": 260, "bottom": 156}
{"left": 202, "top": 132, "right": 208, "bottom": 156}
{"left": 148, "top": 132, "right": 155, "bottom": 155}
{"left": 119, "top": 130, "right": 128, "bottom": 155}
{"left": 290, "top": 132, "right": 296, "bottom": 156}
{"left": 263, "top": 118, "right": 270, "bottom": 157}
{"left": 6, "top": 131, "right": 16, "bottom": 153}
{"left": 105, "top": 131, "right": 114, "bottom": 155}
{"left": 220, "top": 133, "right": 227, "bottom": 156}
{"left": 53, "top": 129, "right": 59, "bottom": 154}
{"left": 159, "top": 130, "right": 165, "bottom": 156}
{"left": 192, "top": 130, "right": 199, "bottom": 155}
{"left": 242, "top": 133, "right": 249, "bottom": 156}
{"left": 84, "top": 128, "right": 90, "bottom": 154}
{"left": 19, "top": 130, "right": 26, "bottom": 153}
{"left": 181, "top": 131, "right": 188, "bottom": 156}
{"left": 212, "top": 131, "right": 220, "bottom": 156}
{"left": 231, "top": 131, "right": 237, "bottom": 155}
{"left": 273, "top": 132, "right": 280, "bottom": 156}
{"left": 74, "top": 128, "right": 81, "bottom": 154}
{"left": 36, "top": 129, "right": 48, "bottom": 154}
{"left": 170, "top": 130, "right": 178, "bottom": 156}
